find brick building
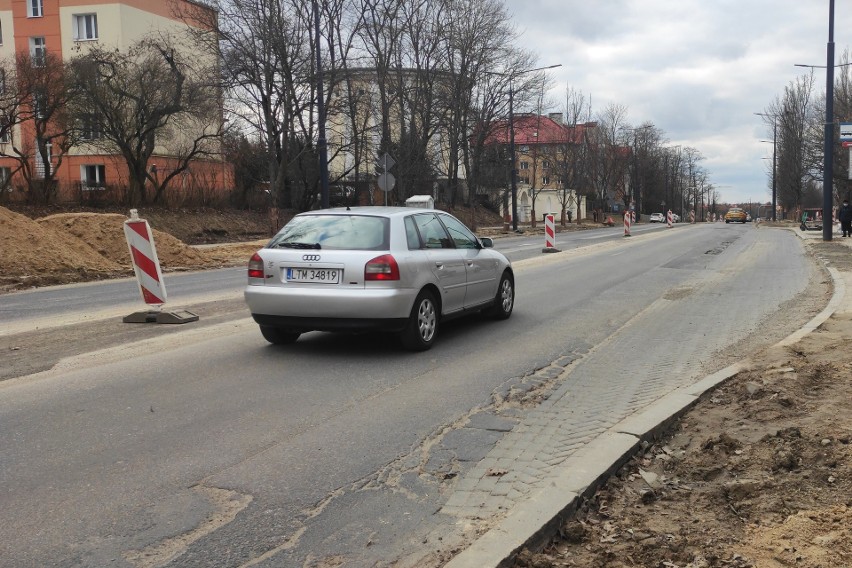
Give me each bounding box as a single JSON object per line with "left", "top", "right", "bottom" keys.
{"left": 0, "top": 0, "right": 231, "bottom": 204}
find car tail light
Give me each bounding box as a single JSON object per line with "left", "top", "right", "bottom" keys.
{"left": 248, "top": 253, "right": 265, "bottom": 279}
{"left": 365, "top": 254, "right": 400, "bottom": 281}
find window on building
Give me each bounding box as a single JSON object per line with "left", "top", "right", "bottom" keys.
{"left": 28, "top": 0, "right": 43, "bottom": 18}
{"left": 34, "top": 141, "right": 51, "bottom": 178}
{"left": 0, "top": 120, "right": 10, "bottom": 144}
{"left": 520, "top": 176, "right": 530, "bottom": 185}
{"left": 520, "top": 161, "right": 529, "bottom": 170}
{"left": 30, "top": 37, "right": 46, "bottom": 66}
{"left": 542, "top": 160, "right": 550, "bottom": 169}
{"left": 33, "top": 90, "right": 47, "bottom": 119}
{"left": 0, "top": 69, "right": 6, "bottom": 95}
{"left": 73, "top": 14, "right": 98, "bottom": 41}
{"left": 542, "top": 176, "right": 550, "bottom": 186}
{"left": 80, "top": 114, "right": 103, "bottom": 140}
{"left": 0, "top": 19, "right": 4, "bottom": 45}
{"left": 0, "top": 167, "right": 11, "bottom": 190}
{"left": 81, "top": 164, "right": 106, "bottom": 189}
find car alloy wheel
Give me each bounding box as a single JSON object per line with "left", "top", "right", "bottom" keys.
{"left": 401, "top": 290, "right": 438, "bottom": 351}
{"left": 485, "top": 271, "right": 514, "bottom": 320}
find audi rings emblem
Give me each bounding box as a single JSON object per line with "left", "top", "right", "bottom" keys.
{"left": 302, "top": 254, "right": 321, "bottom": 261}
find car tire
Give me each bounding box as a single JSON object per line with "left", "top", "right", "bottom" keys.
{"left": 400, "top": 290, "right": 439, "bottom": 351}
{"left": 484, "top": 271, "right": 514, "bottom": 320}
{"left": 259, "top": 325, "right": 300, "bottom": 345}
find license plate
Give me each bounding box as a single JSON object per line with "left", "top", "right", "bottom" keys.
{"left": 286, "top": 267, "right": 340, "bottom": 284}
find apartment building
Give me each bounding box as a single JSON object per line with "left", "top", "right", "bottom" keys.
{"left": 326, "top": 67, "right": 458, "bottom": 205}
{"left": 485, "top": 113, "right": 595, "bottom": 223}
{"left": 0, "top": 0, "right": 230, "bottom": 203}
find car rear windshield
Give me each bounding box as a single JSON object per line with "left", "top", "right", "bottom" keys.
{"left": 268, "top": 214, "right": 390, "bottom": 251}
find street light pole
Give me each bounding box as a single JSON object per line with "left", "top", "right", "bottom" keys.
{"left": 756, "top": 112, "right": 778, "bottom": 221}
{"left": 489, "top": 64, "right": 561, "bottom": 231}
{"left": 772, "top": 119, "right": 777, "bottom": 221}
{"left": 313, "top": 0, "right": 330, "bottom": 209}
{"left": 797, "top": 3, "right": 842, "bottom": 240}
{"left": 824, "top": 0, "right": 835, "bottom": 241}
{"left": 822, "top": 0, "right": 834, "bottom": 241}
{"left": 508, "top": 82, "right": 518, "bottom": 230}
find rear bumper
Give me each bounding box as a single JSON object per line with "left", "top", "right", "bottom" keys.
{"left": 244, "top": 284, "right": 417, "bottom": 331}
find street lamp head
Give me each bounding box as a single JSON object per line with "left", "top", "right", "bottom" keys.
{"left": 794, "top": 62, "right": 852, "bottom": 69}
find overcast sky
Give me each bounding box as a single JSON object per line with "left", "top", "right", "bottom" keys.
{"left": 503, "top": 0, "right": 851, "bottom": 206}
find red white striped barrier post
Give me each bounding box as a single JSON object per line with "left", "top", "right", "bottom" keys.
{"left": 124, "top": 210, "right": 167, "bottom": 306}
{"left": 541, "top": 214, "right": 560, "bottom": 253}
{"left": 667, "top": 209, "right": 673, "bottom": 228}
{"left": 624, "top": 211, "right": 632, "bottom": 237}
{"left": 122, "top": 210, "right": 198, "bottom": 324}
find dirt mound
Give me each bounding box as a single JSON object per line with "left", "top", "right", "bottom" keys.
{"left": 0, "top": 206, "right": 260, "bottom": 292}
{"left": 0, "top": 206, "right": 126, "bottom": 289}
{"left": 37, "top": 212, "right": 212, "bottom": 270}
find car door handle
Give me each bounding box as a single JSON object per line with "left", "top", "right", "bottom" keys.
{"left": 435, "top": 262, "right": 444, "bottom": 268}
{"left": 466, "top": 260, "right": 473, "bottom": 266}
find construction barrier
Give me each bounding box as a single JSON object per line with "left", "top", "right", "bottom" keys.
{"left": 542, "top": 214, "right": 560, "bottom": 253}
{"left": 624, "top": 211, "right": 632, "bottom": 237}
{"left": 124, "top": 210, "right": 167, "bottom": 306}
{"left": 689, "top": 210, "right": 696, "bottom": 224}
{"left": 667, "top": 210, "right": 673, "bottom": 228}
{"left": 123, "top": 209, "right": 198, "bottom": 324}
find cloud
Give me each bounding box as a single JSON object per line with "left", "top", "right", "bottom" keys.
{"left": 503, "top": 0, "right": 850, "bottom": 204}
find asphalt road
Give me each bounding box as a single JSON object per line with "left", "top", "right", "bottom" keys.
{"left": 0, "top": 223, "right": 823, "bottom": 567}
{"left": 0, "top": 222, "right": 672, "bottom": 334}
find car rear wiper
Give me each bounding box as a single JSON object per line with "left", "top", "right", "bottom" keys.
{"left": 276, "top": 242, "right": 322, "bottom": 249}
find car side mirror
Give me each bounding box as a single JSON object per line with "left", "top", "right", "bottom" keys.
{"left": 478, "top": 237, "right": 494, "bottom": 248}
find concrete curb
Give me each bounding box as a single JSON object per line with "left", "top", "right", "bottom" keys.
{"left": 446, "top": 230, "right": 846, "bottom": 568}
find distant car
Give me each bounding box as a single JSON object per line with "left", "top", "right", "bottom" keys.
{"left": 725, "top": 208, "right": 748, "bottom": 224}
{"left": 671, "top": 213, "right": 681, "bottom": 223}
{"left": 649, "top": 212, "right": 665, "bottom": 223}
{"left": 243, "top": 207, "right": 514, "bottom": 351}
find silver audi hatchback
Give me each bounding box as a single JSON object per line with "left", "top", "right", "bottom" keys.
{"left": 244, "top": 207, "right": 514, "bottom": 350}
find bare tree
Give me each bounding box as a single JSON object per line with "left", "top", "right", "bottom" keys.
{"left": 826, "top": 49, "right": 852, "bottom": 203}
{"left": 0, "top": 53, "right": 78, "bottom": 203}
{"left": 587, "top": 103, "right": 630, "bottom": 218}
{"left": 436, "top": 0, "right": 516, "bottom": 206}
{"left": 68, "top": 36, "right": 224, "bottom": 204}
{"left": 765, "top": 72, "right": 815, "bottom": 213}
{"left": 550, "top": 88, "right": 592, "bottom": 225}
{"left": 464, "top": 48, "right": 539, "bottom": 217}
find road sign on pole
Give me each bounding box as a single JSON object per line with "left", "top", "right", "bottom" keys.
{"left": 377, "top": 172, "right": 395, "bottom": 192}
{"left": 379, "top": 152, "right": 396, "bottom": 172}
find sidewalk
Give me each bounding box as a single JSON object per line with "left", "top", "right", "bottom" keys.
{"left": 446, "top": 225, "right": 852, "bottom": 568}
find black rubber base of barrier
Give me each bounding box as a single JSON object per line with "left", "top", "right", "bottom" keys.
{"left": 123, "top": 310, "right": 200, "bottom": 324}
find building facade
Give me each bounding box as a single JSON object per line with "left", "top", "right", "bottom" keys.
{"left": 485, "top": 113, "right": 595, "bottom": 223}
{"left": 326, "top": 67, "right": 459, "bottom": 206}
{"left": 0, "top": 0, "right": 230, "bottom": 204}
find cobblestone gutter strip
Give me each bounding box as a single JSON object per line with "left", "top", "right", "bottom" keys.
{"left": 446, "top": 265, "right": 845, "bottom": 568}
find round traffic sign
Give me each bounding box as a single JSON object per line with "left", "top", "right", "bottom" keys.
{"left": 378, "top": 172, "right": 395, "bottom": 192}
